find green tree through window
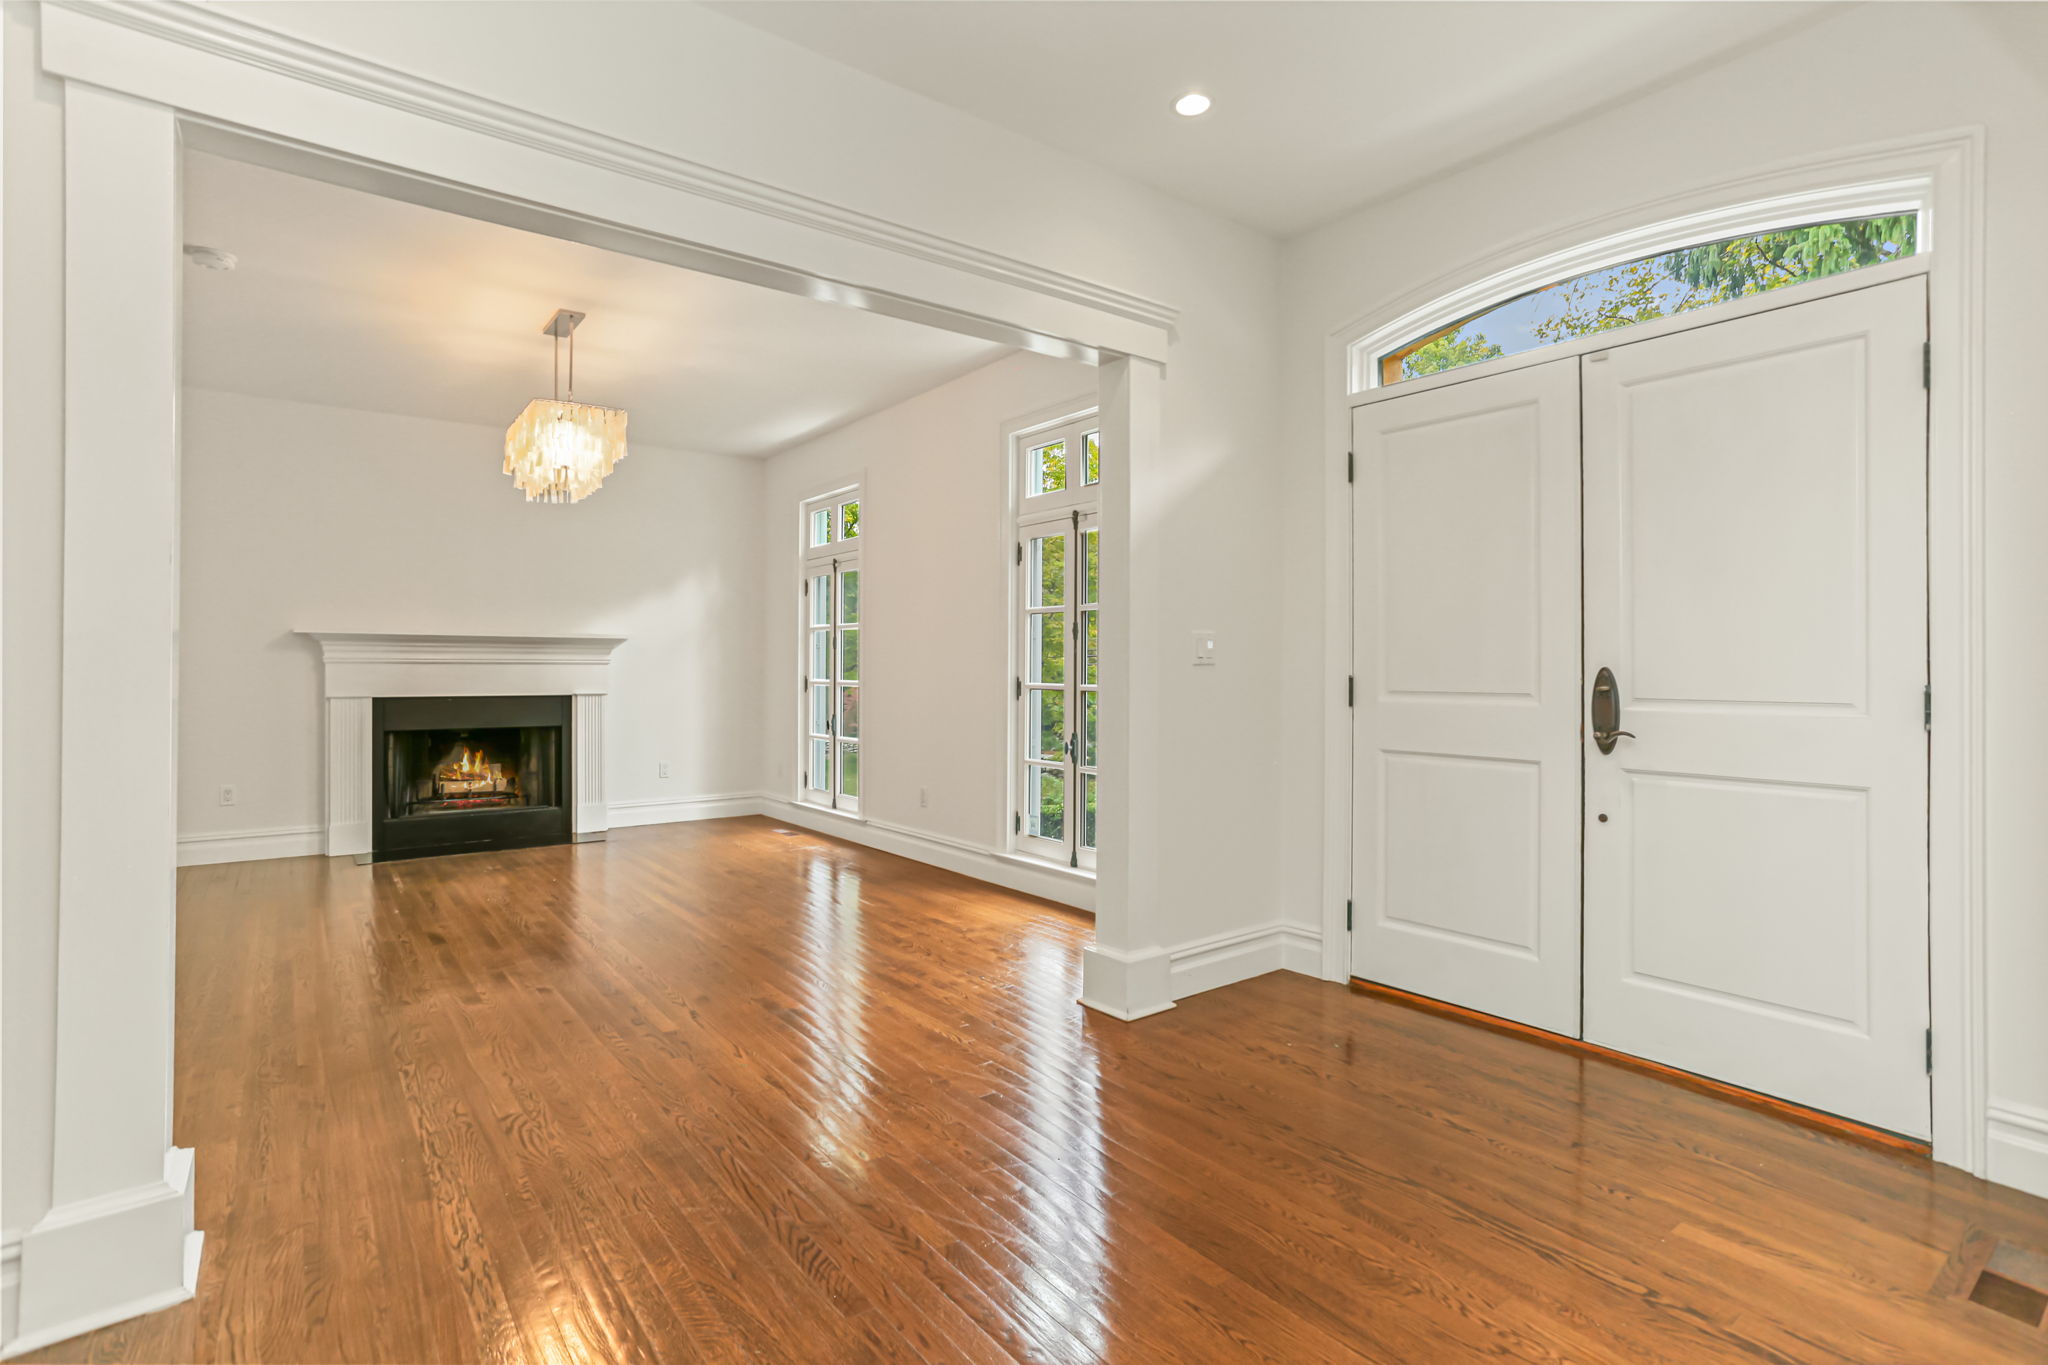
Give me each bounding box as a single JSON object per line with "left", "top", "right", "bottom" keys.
{"left": 1384, "top": 214, "right": 1916, "bottom": 383}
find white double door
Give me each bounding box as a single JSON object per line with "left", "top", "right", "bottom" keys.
{"left": 1350, "top": 277, "right": 1931, "bottom": 1137}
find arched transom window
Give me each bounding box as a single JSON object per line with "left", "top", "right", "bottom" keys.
{"left": 1377, "top": 213, "right": 1917, "bottom": 386}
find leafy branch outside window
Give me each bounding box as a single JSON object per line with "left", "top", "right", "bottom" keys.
{"left": 1390, "top": 215, "right": 1916, "bottom": 382}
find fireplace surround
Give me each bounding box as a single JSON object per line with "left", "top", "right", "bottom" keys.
{"left": 301, "top": 631, "right": 626, "bottom": 858}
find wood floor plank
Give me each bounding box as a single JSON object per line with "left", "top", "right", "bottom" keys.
{"left": 21, "top": 816, "right": 2048, "bottom": 1363}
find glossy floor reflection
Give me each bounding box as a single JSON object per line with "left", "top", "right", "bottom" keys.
{"left": 25, "top": 816, "right": 2048, "bottom": 1362}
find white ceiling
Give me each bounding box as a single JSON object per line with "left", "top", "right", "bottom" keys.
{"left": 181, "top": 151, "right": 1012, "bottom": 457}
{"left": 706, "top": 0, "right": 1821, "bottom": 237}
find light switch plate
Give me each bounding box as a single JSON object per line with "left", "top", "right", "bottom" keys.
{"left": 1193, "top": 629, "right": 1218, "bottom": 666}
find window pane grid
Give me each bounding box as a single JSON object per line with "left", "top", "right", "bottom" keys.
{"left": 798, "top": 489, "right": 861, "bottom": 811}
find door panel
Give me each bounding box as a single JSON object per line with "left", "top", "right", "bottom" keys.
{"left": 1582, "top": 278, "right": 1929, "bottom": 1137}
{"left": 1352, "top": 359, "right": 1582, "bottom": 1034}
{"left": 1380, "top": 404, "right": 1541, "bottom": 698}
{"left": 1381, "top": 753, "right": 1541, "bottom": 956}
{"left": 1623, "top": 339, "right": 1870, "bottom": 709}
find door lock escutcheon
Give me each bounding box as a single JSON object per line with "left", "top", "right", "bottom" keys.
{"left": 1590, "top": 666, "right": 1637, "bottom": 755}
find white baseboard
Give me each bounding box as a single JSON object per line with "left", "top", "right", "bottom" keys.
{"left": 1987, "top": 1102, "right": 2048, "bottom": 1200}
{"left": 759, "top": 797, "right": 1095, "bottom": 912}
{"left": 175, "top": 824, "right": 323, "bottom": 867}
{"left": 174, "top": 791, "right": 759, "bottom": 864}
{"left": 607, "top": 792, "right": 763, "bottom": 828}
{"left": 1083, "top": 919, "right": 1322, "bottom": 1021}
{"left": 1081, "top": 942, "right": 1176, "bottom": 1020}
{"left": 1168, "top": 919, "right": 1323, "bottom": 1000}
{"left": 4, "top": 1150, "right": 199, "bottom": 1359}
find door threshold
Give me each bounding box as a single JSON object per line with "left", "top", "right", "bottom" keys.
{"left": 1348, "top": 978, "right": 1931, "bottom": 1158}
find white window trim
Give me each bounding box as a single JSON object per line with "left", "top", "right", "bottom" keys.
{"left": 1004, "top": 400, "right": 1102, "bottom": 872}
{"left": 1320, "top": 131, "right": 1989, "bottom": 1177}
{"left": 798, "top": 479, "right": 862, "bottom": 817}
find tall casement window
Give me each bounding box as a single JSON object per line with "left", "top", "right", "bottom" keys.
{"left": 800, "top": 485, "right": 861, "bottom": 814}
{"left": 1013, "top": 414, "right": 1100, "bottom": 869}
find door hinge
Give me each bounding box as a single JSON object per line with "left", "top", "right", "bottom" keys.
{"left": 1346, "top": 450, "right": 1355, "bottom": 484}
{"left": 1925, "top": 1028, "right": 1934, "bottom": 1074}
{"left": 1924, "top": 684, "right": 1932, "bottom": 731}
{"left": 1015, "top": 676, "right": 1023, "bottom": 700}
{"left": 1345, "top": 899, "right": 1354, "bottom": 932}
{"left": 1923, "top": 341, "right": 1931, "bottom": 389}
{"left": 1013, "top": 811, "right": 1022, "bottom": 835}
{"left": 1016, "top": 541, "right": 1023, "bottom": 565}
{"left": 1347, "top": 675, "right": 1355, "bottom": 708}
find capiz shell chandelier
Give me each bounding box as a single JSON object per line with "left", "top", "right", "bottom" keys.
{"left": 504, "top": 308, "right": 628, "bottom": 503}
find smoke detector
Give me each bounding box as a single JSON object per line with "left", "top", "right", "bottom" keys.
{"left": 182, "top": 244, "right": 238, "bottom": 272}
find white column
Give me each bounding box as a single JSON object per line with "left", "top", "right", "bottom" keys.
{"left": 1081, "top": 355, "right": 1173, "bottom": 1019}
{"left": 11, "top": 85, "right": 200, "bottom": 1355}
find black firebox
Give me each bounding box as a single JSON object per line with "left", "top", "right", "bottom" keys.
{"left": 372, "top": 695, "right": 571, "bottom": 861}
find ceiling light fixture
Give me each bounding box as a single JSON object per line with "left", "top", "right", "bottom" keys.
{"left": 1173, "top": 92, "right": 1211, "bottom": 117}
{"left": 504, "top": 309, "right": 629, "bottom": 504}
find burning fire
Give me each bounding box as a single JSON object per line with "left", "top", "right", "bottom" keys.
{"left": 432, "top": 744, "right": 509, "bottom": 798}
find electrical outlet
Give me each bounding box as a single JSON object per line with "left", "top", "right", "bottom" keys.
{"left": 658, "top": 761, "right": 670, "bottom": 779}
{"left": 219, "top": 784, "right": 238, "bottom": 807}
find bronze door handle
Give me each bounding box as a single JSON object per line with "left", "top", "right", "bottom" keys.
{"left": 1590, "top": 666, "right": 1636, "bottom": 755}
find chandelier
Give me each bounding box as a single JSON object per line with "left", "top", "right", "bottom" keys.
{"left": 504, "top": 309, "right": 628, "bottom": 503}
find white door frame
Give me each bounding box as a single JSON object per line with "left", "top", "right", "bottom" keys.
{"left": 14, "top": 3, "right": 1176, "bottom": 1353}
{"left": 1319, "top": 129, "right": 1987, "bottom": 1176}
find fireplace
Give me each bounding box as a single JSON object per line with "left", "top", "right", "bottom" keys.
{"left": 373, "top": 695, "right": 571, "bottom": 860}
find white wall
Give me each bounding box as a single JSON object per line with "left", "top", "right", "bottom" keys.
{"left": 176, "top": 388, "right": 764, "bottom": 851}
{"left": 1278, "top": 3, "right": 2048, "bottom": 1187}
{"left": 753, "top": 353, "right": 1093, "bottom": 880}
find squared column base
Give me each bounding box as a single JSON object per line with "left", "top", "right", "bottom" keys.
{"left": 6, "top": 1149, "right": 200, "bottom": 1359}
{"left": 1080, "top": 943, "right": 1175, "bottom": 1021}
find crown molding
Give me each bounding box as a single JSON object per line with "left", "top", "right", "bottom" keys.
{"left": 46, "top": 0, "right": 1180, "bottom": 336}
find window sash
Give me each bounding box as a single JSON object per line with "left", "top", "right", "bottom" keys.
{"left": 801, "top": 555, "right": 860, "bottom": 814}
{"left": 1017, "top": 415, "right": 1100, "bottom": 514}
{"left": 1014, "top": 505, "right": 1098, "bottom": 868}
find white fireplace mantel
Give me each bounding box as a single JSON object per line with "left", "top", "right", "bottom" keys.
{"left": 298, "top": 631, "right": 627, "bottom": 856}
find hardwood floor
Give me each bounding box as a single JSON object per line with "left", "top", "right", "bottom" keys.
{"left": 26, "top": 815, "right": 2048, "bottom": 1363}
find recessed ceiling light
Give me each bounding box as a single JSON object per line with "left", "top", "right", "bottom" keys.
{"left": 1174, "top": 92, "right": 1212, "bottom": 118}
{"left": 182, "top": 244, "right": 238, "bottom": 272}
